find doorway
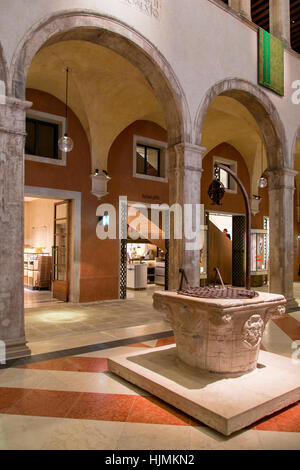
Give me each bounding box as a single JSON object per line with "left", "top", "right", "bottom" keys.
{"left": 120, "top": 201, "right": 168, "bottom": 300}
{"left": 24, "top": 195, "right": 66, "bottom": 307}
{"left": 208, "top": 212, "right": 233, "bottom": 285}
{"left": 207, "top": 211, "right": 246, "bottom": 287}
{"left": 52, "top": 200, "right": 71, "bottom": 301}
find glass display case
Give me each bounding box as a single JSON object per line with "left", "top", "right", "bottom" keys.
{"left": 200, "top": 225, "right": 208, "bottom": 279}
{"left": 250, "top": 228, "right": 269, "bottom": 276}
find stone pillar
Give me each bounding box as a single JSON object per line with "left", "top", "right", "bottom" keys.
{"left": 267, "top": 168, "right": 298, "bottom": 311}
{"left": 228, "top": 0, "right": 251, "bottom": 21}
{"left": 270, "top": 0, "right": 291, "bottom": 48}
{"left": 168, "top": 143, "right": 205, "bottom": 290}
{"left": 0, "top": 97, "right": 32, "bottom": 361}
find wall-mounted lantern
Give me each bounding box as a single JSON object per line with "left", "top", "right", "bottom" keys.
{"left": 90, "top": 169, "right": 111, "bottom": 200}
{"left": 251, "top": 194, "right": 262, "bottom": 216}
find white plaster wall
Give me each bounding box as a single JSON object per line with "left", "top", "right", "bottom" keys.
{"left": 0, "top": 0, "right": 299, "bottom": 158}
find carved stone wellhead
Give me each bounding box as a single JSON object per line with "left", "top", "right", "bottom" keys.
{"left": 153, "top": 291, "right": 286, "bottom": 377}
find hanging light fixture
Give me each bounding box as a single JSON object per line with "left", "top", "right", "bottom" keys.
{"left": 58, "top": 67, "right": 74, "bottom": 153}
{"left": 258, "top": 140, "right": 267, "bottom": 189}
{"left": 208, "top": 164, "right": 226, "bottom": 206}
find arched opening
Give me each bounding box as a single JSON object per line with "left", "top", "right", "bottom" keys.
{"left": 201, "top": 142, "right": 251, "bottom": 288}
{"left": 10, "top": 12, "right": 190, "bottom": 146}
{"left": 195, "top": 78, "right": 288, "bottom": 169}
{"left": 195, "top": 78, "right": 296, "bottom": 308}
{"left": 3, "top": 11, "right": 189, "bottom": 358}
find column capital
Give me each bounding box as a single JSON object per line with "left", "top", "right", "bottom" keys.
{"left": 0, "top": 97, "right": 32, "bottom": 136}
{"left": 168, "top": 142, "right": 207, "bottom": 155}
{"left": 168, "top": 143, "right": 206, "bottom": 173}
{"left": 266, "top": 168, "right": 298, "bottom": 191}
{"left": 0, "top": 96, "right": 32, "bottom": 110}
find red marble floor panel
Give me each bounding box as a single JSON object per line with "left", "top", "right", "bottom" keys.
{"left": 0, "top": 387, "right": 30, "bottom": 413}
{"left": 6, "top": 389, "right": 82, "bottom": 419}
{"left": 65, "top": 393, "right": 136, "bottom": 422}
{"left": 0, "top": 386, "right": 299, "bottom": 432}
{"left": 17, "top": 357, "right": 108, "bottom": 373}
{"left": 253, "top": 403, "right": 300, "bottom": 433}
{"left": 0, "top": 387, "right": 199, "bottom": 427}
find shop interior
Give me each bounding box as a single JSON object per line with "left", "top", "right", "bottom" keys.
{"left": 208, "top": 212, "right": 233, "bottom": 285}
{"left": 126, "top": 204, "right": 166, "bottom": 292}
{"left": 207, "top": 212, "right": 269, "bottom": 287}
{"left": 250, "top": 218, "right": 269, "bottom": 287}
{"left": 24, "top": 196, "right": 66, "bottom": 307}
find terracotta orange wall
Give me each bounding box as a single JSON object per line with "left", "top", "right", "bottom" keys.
{"left": 25, "top": 89, "right": 109, "bottom": 302}
{"left": 105, "top": 120, "right": 168, "bottom": 206}
{"left": 251, "top": 186, "right": 269, "bottom": 229}
{"left": 201, "top": 143, "right": 251, "bottom": 215}
{"left": 25, "top": 89, "right": 168, "bottom": 301}
{"left": 83, "top": 120, "right": 168, "bottom": 301}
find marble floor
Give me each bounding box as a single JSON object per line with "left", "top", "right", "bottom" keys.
{"left": 25, "top": 285, "right": 171, "bottom": 355}
{"left": 0, "top": 283, "right": 296, "bottom": 449}
{"left": 24, "top": 283, "right": 300, "bottom": 356}
{"left": 24, "top": 288, "right": 63, "bottom": 309}
{"left": 0, "top": 333, "right": 299, "bottom": 450}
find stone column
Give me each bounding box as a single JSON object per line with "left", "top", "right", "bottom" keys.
{"left": 168, "top": 143, "right": 205, "bottom": 290}
{"left": 228, "top": 0, "right": 251, "bottom": 21}
{"left": 0, "top": 97, "right": 32, "bottom": 361}
{"left": 267, "top": 168, "right": 298, "bottom": 311}
{"left": 270, "top": 0, "right": 291, "bottom": 48}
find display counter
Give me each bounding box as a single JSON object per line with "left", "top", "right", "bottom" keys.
{"left": 250, "top": 229, "right": 268, "bottom": 287}
{"left": 127, "top": 263, "right": 148, "bottom": 290}
{"left": 155, "top": 260, "right": 165, "bottom": 286}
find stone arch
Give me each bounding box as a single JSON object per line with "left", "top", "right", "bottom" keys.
{"left": 194, "top": 78, "right": 289, "bottom": 169}
{"left": 8, "top": 9, "right": 191, "bottom": 147}
{"left": 195, "top": 78, "right": 298, "bottom": 308}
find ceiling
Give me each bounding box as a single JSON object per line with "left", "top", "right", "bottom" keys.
{"left": 26, "top": 36, "right": 298, "bottom": 197}
{"left": 201, "top": 95, "right": 267, "bottom": 195}
{"left": 26, "top": 40, "right": 166, "bottom": 170}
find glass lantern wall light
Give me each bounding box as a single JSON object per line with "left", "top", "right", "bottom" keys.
{"left": 258, "top": 141, "right": 267, "bottom": 189}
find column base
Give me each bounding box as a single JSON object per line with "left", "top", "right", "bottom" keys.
{"left": 286, "top": 298, "right": 299, "bottom": 313}
{"left": 2, "top": 337, "right": 31, "bottom": 363}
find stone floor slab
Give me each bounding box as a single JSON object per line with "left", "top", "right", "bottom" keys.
{"left": 108, "top": 345, "right": 300, "bottom": 436}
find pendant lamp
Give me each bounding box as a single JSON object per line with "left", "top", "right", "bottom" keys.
{"left": 58, "top": 67, "right": 74, "bottom": 153}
